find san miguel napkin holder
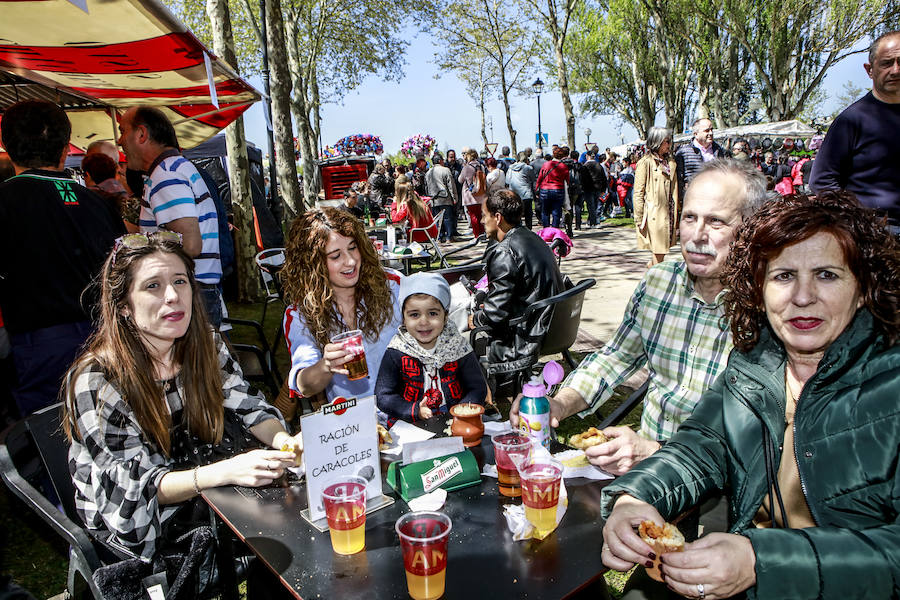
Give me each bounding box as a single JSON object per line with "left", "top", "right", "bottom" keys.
{"left": 386, "top": 450, "right": 481, "bottom": 501}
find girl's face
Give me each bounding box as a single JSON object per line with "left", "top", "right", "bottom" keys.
{"left": 324, "top": 231, "right": 360, "bottom": 290}
{"left": 403, "top": 294, "right": 446, "bottom": 349}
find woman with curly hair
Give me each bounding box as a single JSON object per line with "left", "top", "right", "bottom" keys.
{"left": 282, "top": 208, "right": 402, "bottom": 401}
{"left": 601, "top": 191, "right": 900, "bottom": 599}
{"left": 389, "top": 175, "right": 437, "bottom": 243}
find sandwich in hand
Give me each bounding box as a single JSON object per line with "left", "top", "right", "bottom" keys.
{"left": 569, "top": 427, "right": 609, "bottom": 450}
{"left": 638, "top": 520, "right": 685, "bottom": 581}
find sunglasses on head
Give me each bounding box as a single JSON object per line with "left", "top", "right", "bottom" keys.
{"left": 112, "top": 231, "right": 183, "bottom": 264}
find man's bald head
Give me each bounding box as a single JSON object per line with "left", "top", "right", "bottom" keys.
{"left": 85, "top": 140, "right": 119, "bottom": 163}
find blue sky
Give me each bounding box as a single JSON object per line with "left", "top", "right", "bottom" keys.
{"left": 239, "top": 36, "right": 873, "bottom": 158}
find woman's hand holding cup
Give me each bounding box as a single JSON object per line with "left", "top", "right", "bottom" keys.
{"left": 322, "top": 342, "right": 351, "bottom": 376}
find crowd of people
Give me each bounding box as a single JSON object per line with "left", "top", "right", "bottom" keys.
{"left": 0, "top": 28, "right": 898, "bottom": 600}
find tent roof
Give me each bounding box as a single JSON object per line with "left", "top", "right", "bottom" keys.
{"left": 671, "top": 119, "right": 817, "bottom": 144}
{"left": 0, "top": 0, "right": 260, "bottom": 150}
{"left": 616, "top": 120, "right": 820, "bottom": 153}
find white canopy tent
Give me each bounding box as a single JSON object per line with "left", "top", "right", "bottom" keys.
{"left": 612, "top": 119, "right": 818, "bottom": 155}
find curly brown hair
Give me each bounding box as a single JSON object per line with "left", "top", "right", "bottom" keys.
{"left": 281, "top": 208, "right": 395, "bottom": 349}
{"left": 723, "top": 191, "right": 900, "bottom": 352}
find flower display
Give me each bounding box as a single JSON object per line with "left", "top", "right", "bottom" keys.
{"left": 319, "top": 145, "right": 341, "bottom": 159}
{"left": 400, "top": 134, "right": 437, "bottom": 158}
{"left": 333, "top": 134, "right": 383, "bottom": 156}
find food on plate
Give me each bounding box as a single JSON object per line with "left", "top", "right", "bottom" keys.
{"left": 638, "top": 520, "right": 685, "bottom": 581}
{"left": 568, "top": 427, "right": 609, "bottom": 449}
{"left": 377, "top": 423, "right": 393, "bottom": 450}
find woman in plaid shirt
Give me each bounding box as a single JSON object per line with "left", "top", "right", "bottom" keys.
{"left": 63, "top": 233, "right": 301, "bottom": 560}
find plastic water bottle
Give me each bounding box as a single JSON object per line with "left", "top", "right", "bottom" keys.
{"left": 386, "top": 225, "right": 396, "bottom": 251}
{"left": 518, "top": 361, "right": 564, "bottom": 448}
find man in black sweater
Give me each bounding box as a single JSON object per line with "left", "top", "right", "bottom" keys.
{"left": 0, "top": 101, "right": 124, "bottom": 417}
{"left": 810, "top": 31, "right": 900, "bottom": 231}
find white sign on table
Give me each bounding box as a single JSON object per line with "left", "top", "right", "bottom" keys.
{"left": 299, "top": 395, "right": 392, "bottom": 527}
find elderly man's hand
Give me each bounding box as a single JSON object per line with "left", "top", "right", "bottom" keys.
{"left": 584, "top": 426, "right": 660, "bottom": 476}
{"left": 509, "top": 393, "right": 563, "bottom": 429}
{"left": 658, "top": 533, "right": 757, "bottom": 600}
{"left": 467, "top": 313, "right": 475, "bottom": 331}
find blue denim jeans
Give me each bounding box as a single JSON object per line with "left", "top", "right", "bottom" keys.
{"left": 433, "top": 204, "right": 454, "bottom": 241}
{"left": 200, "top": 284, "right": 224, "bottom": 329}
{"left": 540, "top": 188, "right": 565, "bottom": 228}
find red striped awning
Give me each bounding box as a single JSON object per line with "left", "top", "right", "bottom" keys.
{"left": 0, "top": 0, "right": 260, "bottom": 150}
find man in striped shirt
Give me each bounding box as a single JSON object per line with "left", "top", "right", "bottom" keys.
{"left": 512, "top": 159, "right": 766, "bottom": 475}
{"left": 118, "top": 107, "right": 224, "bottom": 327}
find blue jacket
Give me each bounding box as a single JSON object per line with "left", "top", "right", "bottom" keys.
{"left": 505, "top": 162, "right": 536, "bottom": 200}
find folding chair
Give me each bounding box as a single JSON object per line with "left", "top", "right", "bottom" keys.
{"left": 408, "top": 211, "right": 449, "bottom": 270}
{"left": 0, "top": 405, "right": 247, "bottom": 600}
{"left": 471, "top": 278, "right": 596, "bottom": 397}
{"left": 222, "top": 314, "right": 281, "bottom": 399}
{"left": 255, "top": 248, "right": 285, "bottom": 327}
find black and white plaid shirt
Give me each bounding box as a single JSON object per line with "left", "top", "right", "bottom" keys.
{"left": 68, "top": 334, "right": 283, "bottom": 559}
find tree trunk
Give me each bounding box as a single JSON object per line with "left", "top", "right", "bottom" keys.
{"left": 498, "top": 69, "right": 517, "bottom": 155}
{"left": 285, "top": 21, "right": 319, "bottom": 208}
{"left": 264, "top": 0, "right": 302, "bottom": 218}
{"left": 553, "top": 40, "right": 576, "bottom": 149}
{"left": 206, "top": 0, "right": 260, "bottom": 301}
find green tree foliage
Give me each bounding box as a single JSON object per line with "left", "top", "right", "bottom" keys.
{"left": 700, "top": 0, "right": 898, "bottom": 121}
{"left": 431, "top": 0, "right": 538, "bottom": 154}
{"left": 567, "top": 0, "right": 897, "bottom": 137}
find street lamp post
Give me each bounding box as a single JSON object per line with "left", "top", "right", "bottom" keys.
{"left": 532, "top": 78, "right": 544, "bottom": 153}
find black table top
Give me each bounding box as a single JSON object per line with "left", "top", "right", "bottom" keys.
{"left": 203, "top": 421, "right": 611, "bottom": 599}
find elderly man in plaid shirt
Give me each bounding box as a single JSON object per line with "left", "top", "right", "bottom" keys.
{"left": 513, "top": 159, "right": 766, "bottom": 476}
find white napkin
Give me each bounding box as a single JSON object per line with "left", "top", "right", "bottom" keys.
{"left": 502, "top": 479, "right": 568, "bottom": 541}
{"left": 553, "top": 449, "right": 614, "bottom": 481}
{"left": 381, "top": 420, "right": 436, "bottom": 456}
{"left": 407, "top": 488, "right": 448, "bottom": 511}
{"left": 483, "top": 420, "right": 513, "bottom": 436}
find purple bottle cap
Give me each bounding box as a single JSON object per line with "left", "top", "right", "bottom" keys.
{"left": 522, "top": 377, "right": 545, "bottom": 398}
{"left": 542, "top": 361, "right": 564, "bottom": 387}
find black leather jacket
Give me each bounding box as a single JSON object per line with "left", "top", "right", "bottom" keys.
{"left": 473, "top": 226, "right": 564, "bottom": 373}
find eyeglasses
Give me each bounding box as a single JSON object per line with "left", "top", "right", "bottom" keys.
{"left": 112, "top": 231, "right": 183, "bottom": 263}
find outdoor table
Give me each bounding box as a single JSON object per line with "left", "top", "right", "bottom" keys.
{"left": 378, "top": 249, "right": 432, "bottom": 275}
{"left": 203, "top": 419, "right": 612, "bottom": 599}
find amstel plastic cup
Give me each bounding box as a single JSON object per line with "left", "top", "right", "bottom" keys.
{"left": 321, "top": 476, "right": 367, "bottom": 555}
{"left": 491, "top": 432, "right": 533, "bottom": 498}
{"left": 331, "top": 329, "right": 368, "bottom": 380}
{"left": 519, "top": 457, "right": 563, "bottom": 537}
{"left": 395, "top": 511, "right": 452, "bottom": 600}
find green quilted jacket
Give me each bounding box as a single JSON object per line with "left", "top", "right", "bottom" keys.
{"left": 602, "top": 310, "right": 900, "bottom": 599}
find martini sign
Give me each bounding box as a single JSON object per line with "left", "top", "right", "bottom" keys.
{"left": 301, "top": 395, "right": 381, "bottom": 522}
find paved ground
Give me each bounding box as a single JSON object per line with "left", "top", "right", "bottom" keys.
{"left": 443, "top": 220, "right": 682, "bottom": 352}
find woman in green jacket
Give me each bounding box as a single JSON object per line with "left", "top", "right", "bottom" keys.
{"left": 601, "top": 191, "right": 900, "bottom": 599}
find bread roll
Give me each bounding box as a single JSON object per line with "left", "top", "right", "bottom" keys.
{"left": 638, "top": 520, "right": 685, "bottom": 582}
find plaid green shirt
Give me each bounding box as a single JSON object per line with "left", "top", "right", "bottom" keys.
{"left": 563, "top": 260, "right": 732, "bottom": 441}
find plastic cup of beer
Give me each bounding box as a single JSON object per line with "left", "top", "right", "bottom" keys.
{"left": 395, "top": 511, "right": 452, "bottom": 600}
{"left": 331, "top": 329, "right": 368, "bottom": 380}
{"left": 519, "top": 457, "right": 563, "bottom": 537}
{"left": 491, "top": 432, "right": 533, "bottom": 498}
{"left": 321, "top": 476, "right": 368, "bottom": 555}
